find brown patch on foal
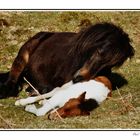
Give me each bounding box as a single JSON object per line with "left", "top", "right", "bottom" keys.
{"left": 94, "top": 76, "right": 112, "bottom": 97}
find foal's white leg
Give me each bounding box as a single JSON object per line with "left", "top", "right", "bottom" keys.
{"left": 15, "top": 81, "right": 73, "bottom": 106}
{"left": 15, "top": 97, "right": 36, "bottom": 106}
{"left": 25, "top": 97, "right": 61, "bottom": 116}
{"left": 24, "top": 81, "right": 73, "bottom": 116}
{"left": 25, "top": 104, "right": 37, "bottom": 115}
{"left": 15, "top": 87, "right": 60, "bottom": 106}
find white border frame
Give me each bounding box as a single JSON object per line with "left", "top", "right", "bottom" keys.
{"left": 0, "top": 130, "right": 140, "bottom": 140}
{"left": 0, "top": 0, "right": 140, "bottom": 9}
{"left": 0, "top": 5, "right": 140, "bottom": 140}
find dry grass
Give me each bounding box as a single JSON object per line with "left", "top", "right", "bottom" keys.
{"left": 0, "top": 11, "right": 140, "bottom": 129}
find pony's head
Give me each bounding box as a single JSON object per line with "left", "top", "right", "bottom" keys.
{"left": 72, "top": 22, "right": 134, "bottom": 82}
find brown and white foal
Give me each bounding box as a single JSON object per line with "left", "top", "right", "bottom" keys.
{"left": 48, "top": 76, "right": 112, "bottom": 119}
{"left": 15, "top": 76, "right": 112, "bottom": 119}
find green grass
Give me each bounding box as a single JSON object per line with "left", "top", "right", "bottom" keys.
{"left": 0, "top": 11, "right": 140, "bottom": 129}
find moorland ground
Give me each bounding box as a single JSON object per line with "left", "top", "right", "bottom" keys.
{"left": 0, "top": 11, "right": 140, "bottom": 129}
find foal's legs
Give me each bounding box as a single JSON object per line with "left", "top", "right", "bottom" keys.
{"left": 15, "top": 81, "right": 73, "bottom": 106}
{"left": 25, "top": 96, "right": 61, "bottom": 116}
{"left": 15, "top": 87, "right": 60, "bottom": 106}
{"left": 23, "top": 81, "right": 73, "bottom": 116}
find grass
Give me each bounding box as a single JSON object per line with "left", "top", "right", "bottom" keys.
{"left": 0, "top": 11, "right": 140, "bottom": 129}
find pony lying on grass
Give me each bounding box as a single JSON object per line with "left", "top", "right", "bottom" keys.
{"left": 0, "top": 22, "right": 134, "bottom": 99}
{"left": 15, "top": 76, "right": 112, "bottom": 119}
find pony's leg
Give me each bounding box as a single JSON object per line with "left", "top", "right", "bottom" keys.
{"left": 1, "top": 32, "right": 51, "bottom": 98}
{"left": 7, "top": 32, "right": 48, "bottom": 86}
{"left": 15, "top": 87, "right": 60, "bottom": 106}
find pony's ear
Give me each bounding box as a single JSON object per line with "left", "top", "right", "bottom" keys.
{"left": 78, "top": 91, "right": 86, "bottom": 102}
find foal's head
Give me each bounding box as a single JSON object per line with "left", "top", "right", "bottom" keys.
{"left": 48, "top": 92, "right": 90, "bottom": 120}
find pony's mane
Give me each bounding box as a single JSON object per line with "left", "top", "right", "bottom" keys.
{"left": 69, "top": 22, "right": 134, "bottom": 67}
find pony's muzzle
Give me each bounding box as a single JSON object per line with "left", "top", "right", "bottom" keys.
{"left": 73, "top": 75, "right": 84, "bottom": 83}
{"left": 73, "top": 68, "right": 90, "bottom": 83}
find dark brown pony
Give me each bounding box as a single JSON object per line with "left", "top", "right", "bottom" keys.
{"left": 0, "top": 22, "right": 134, "bottom": 98}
